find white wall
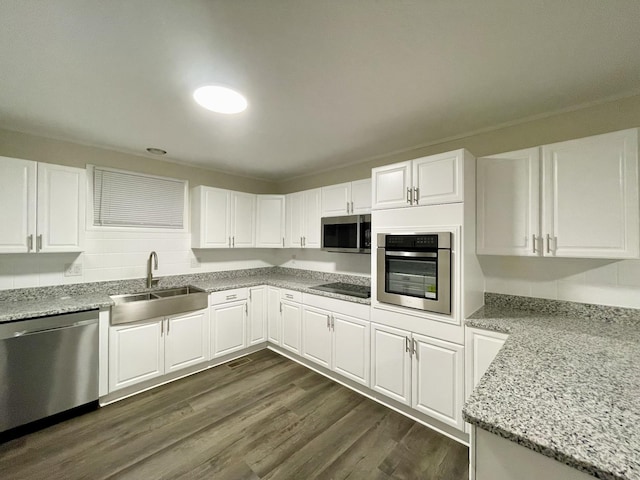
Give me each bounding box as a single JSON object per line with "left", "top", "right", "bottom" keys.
{"left": 480, "top": 256, "right": 640, "bottom": 308}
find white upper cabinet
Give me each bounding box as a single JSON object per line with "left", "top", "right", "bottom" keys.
{"left": 0, "top": 157, "right": 85, "bottom": 254}
{"left": 256, "top": 195, "right": 285, "bottom": 248}
{"left": 231, "top": 191, "right": 256, "bottom": 248}
{"left": 191, "top": 186, "right": 255, "bottom": 248}
{"left": 285, "top": 188, "right": 321, "bottom": 248}
{"left": 321, "top": 178, "right": 372, "bottom": 216}
{"left": 542, "top": 129, "right": 638, "bottom": 258}
{"left": 371, "top": 160, "right": 412, "bottom": 210}
{"left": 372, "top": 149, "right": 470, "bottom": 210}
{"left": 477, "top": 148, "right": 540, "bottom": 255}
{"left": 477, "top": 129, "right": 639, "bottom": 258}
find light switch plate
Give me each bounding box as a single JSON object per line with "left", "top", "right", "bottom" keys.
{"left": 64, "top": 263, "right": 83, "bottom": 277}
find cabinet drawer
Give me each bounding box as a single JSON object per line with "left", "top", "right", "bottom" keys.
{"left": 209, "top": 288, "right": 248, "bottom": 305}
{"left": 303, "top": 292, "right": 370, "bottom": 320}
{"left": 280, "top": 289, "right": 302, "bottom": 303}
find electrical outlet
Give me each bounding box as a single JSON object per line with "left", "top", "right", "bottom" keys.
{"left": 64, "top": 263, "right": 83, "bottom": 277}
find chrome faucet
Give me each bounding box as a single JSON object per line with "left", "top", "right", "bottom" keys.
{"left": 147, "top": 251, "right": 159, "bottom": 288}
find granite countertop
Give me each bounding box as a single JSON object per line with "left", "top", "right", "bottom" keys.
{"left": 463, "top": 301, "right": 640, "bottom": 480}
{"left": 0, "top": 268, "right": 370, "bottom": 323}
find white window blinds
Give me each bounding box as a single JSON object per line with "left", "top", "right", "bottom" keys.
{"left": 93, "top": 167, "right": 186, "bottom": 228}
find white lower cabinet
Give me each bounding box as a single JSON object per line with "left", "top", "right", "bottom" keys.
{"left": 281, "top": 299, "right": 302, "bottom": 354}
{"left": 108, "top": 309, "right": 208, "bottom": 392}
{"left": 465, "top": 327, "right": 508, "bottom": 399}
{"left": 210, "top": 300, "right": 248, "bottom": 358}
{"left": 332, "top": 313, "right": 370, "bottom": 385}
{"left": 267, "top": 286, "right": 282, "bottom": 344}
{"left": 248, "top": 286, "right": 267, "bottom": 345}
{"left": 371, "top": 323, "right": 465, "bottom": 430}
{"left": 301, "top": 306, "right": 332, "bottom": 368}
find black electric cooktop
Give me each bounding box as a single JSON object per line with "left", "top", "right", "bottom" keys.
{"left": 310, "top": 282, "right": 371, "bottom": 298}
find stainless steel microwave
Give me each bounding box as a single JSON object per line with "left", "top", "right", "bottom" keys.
{"left": 321, "top": 214, "right": 371, "bottom": 253}
{"left": 377, "top": 232, "right": 452, "bottom": 314}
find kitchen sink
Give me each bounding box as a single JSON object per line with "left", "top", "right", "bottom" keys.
{"left": 110, "top": 286, "right": 208, "bottom": 325}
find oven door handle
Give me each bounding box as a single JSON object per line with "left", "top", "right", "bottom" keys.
{"left": 384, "top": 251, "right": 438, "bottom": 258}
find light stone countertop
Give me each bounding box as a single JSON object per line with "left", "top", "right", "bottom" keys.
{"left": 463, "top": 298, "right": 640, "bottom": 480}
{"left": 0, "top": 268, "right": 370, "bottom": 323}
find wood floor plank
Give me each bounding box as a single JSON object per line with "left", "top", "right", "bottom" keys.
{"left": 0, "top": 349, "right": 469, "bottom": 480}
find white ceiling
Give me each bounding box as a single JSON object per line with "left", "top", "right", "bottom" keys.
{"left": 1, "top": 1, "right": 639, "bottom": 181}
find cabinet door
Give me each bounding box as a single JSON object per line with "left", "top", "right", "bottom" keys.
{"left": 165, "top": 310, "right": 208, "bottom": 373}
{"left": 332, "top": 313, "right": 370, "bottom": 386}
{"left": 210, "top": 301, "right": 247, "bottom": 358}
{"left": 370, "top": 323, "right": 411, "bottom": 405}
{"left": 542, "top": 128, "right": 639, "bottom": 258}
{"left": 285, "top": 191, "right": 304, "bottom": 247}
{"left": 371, "top": 161, "right": 412, "bottom": 210}
{"left": 476, "top": 148, "right": 540, "bottom": 256}
{"left": 192, "top": 186, "right": 231, "bottom": 248}
{"left": 37, "top": 163, "right": 85, "bottom": 252}
{"left": 321, "top": 182, "right": 350, "bottom": 217}
{"left": 109, "top": 319, "right": 164, "bottom": 392}
{"left": 0, "top": 156, "right": 36, "bottom": 253}
{"left": 350, "top": 178, "right": 372, "bottom": 214}
{"left": 281, "top": 300, "right": 302, "bottom": 354}
{"left": 303, "top": 188, "right": 322, "bottom": 248}
{"left": 301, "top": 306, "right": 332, "bottom": 368}
{"left": 256, "top": 195, "right": 285, "bottom": 248}
{"left": 412, "top": 333, "right": 464, "bottom": 430}
{"left": 465, "top": 327, "right": 508, "bottom": 400}
{"left": 232, "top": 191, "right": 256, "bottom": 248}
{"left": 248, "top": 286, "right": 267, "bottom": 345}
{"left": 267, "top": 286, "right": 281, "bottom": 344}
{"left": 413, "top": 150, "right": 463, "bottom": 206}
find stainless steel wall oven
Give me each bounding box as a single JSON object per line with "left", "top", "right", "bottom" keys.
{"left": 377, "top": 232, "right": 452, "bottom": 314}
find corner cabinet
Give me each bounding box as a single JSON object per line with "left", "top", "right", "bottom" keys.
{"left": 477, "top": 129, "right": 639, "bottom": 258}
{"left": 256, "top": 195, "right": 285, "bottom": 248}
{"left": 191, "top": 186, "right": 256, "bottom": 249}
{"left": 0, "top": 157, "right": 85, "bottom": 253}
{"left": 108, "top": 309, "right": 208, "bottom": 392}
{"left": 285, "top": 188, "right": 321, "bottom": 248}
{"left": 371, "top": 150, "right": 470, "bottom": 210}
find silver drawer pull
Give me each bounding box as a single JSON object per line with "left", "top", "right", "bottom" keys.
{"left": 226, "top": 294, "right": 237, "bottom": 300}
{"left": 285, "top": 294, "right": 293, "bottom": 299}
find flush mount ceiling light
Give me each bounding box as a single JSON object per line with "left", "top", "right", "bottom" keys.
{"left": 193, "top": 85, "right": 247, "bottom": 114}
{"left": 146, "top": 147, "right": 167, "bottom": 155}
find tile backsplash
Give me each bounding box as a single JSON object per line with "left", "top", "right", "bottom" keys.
{"left": 480, "top": 256, "right": 640, "bottom": 309}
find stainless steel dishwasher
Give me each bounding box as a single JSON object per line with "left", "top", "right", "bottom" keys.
{"left": 0, "top": 310, "right": 99, "bottom": 433}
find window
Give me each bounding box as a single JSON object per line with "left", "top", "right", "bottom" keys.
{"left": 91, "top": 166, "right": 187, "bottom": 229}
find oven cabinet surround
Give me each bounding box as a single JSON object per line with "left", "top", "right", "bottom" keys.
{"left": 255, "top": 195, "right": 285, "bottom": 248}
{"left": 191, "top": 186, "right": 256, "bottom": 249}
{"left": 285, "top": 188, "right": 321, "bottom": 248}
{"left": 371, "top": 149, "right": 473, "bottom": 210}
{"left": 370, "top": 322, "right": 465, "bottom": 430}
{"left": 108, "top": 309, "right": 208, "bottom": 392}
{"left": 465, "top": 327, "right": 508, "bottom": 400}
{"left": 321, "top": 178, "right": 372, "bottom": 216}
{"left": 476, "top": 128, "right": 639, "bottom": 258}
{"left": 0, "top": 156, "right": 85, "bottom": 253}
{"left": 301, "top": 293, "right": 371, "bottom": 386}
{"left": 470, "top": 426, "right": 593, "bottom": 480}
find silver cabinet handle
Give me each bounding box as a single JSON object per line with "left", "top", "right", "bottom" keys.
{"left": 245, "top": 302, "right": 248, "bottom": 315}
{"left": 226, "top": 294, "right": 237, "bottom": 300}
{"left": 232, "top": 236, "right": 235, "bottom": 248}
{"left": 300, "top": 236, "right": 303, "bottom": 246}
{"left": 279, "top": 302, "right": 282, "bottom": 313}
{"left": 331, "top": 315, "right": 334, "bottom": 330}
{"left": 303, "top": 236, "right": 306, "bottom": 247}
{"left": 27, "top": 234, "right": 33, "bottom": 252}
{"left": 160, "top": 319, "right": 164, "bottom": 336}
{"left": 228, "top": 236, "right": 231, "bottom": 247}
{"left": 166, "top": 319, "right": 170, "bottom": 335}
{"left": 532, "top": 234, "right": 537, "bottom": 254}
{"left": 326, "top": 315, "right": 330, "bottom": 328}
{"left": 346, "top": 201, "right": 350, "bottom": 214}
{"left": 285, "top": 293, "right": 293, "bottom": 299}
{"left": 546, "top": 234, "right": 551, "bottom": 254}
{"left": 413, "top": 187, "right": 419, "bottom": 204}
{"left": 37, "top": 234, "right": 42, "bottom": 251}
{"left": 350, "top": 201, "right": 354, "bottom": 213}
{"left": 249, "top": 290, "right": 252, "bottom": 301}
{"left": 412, "top": 338, "right": 417, "bottom": 358}
{"left": 282, "top": 237, "right": 285, "bottom": 247}
{"left": 406, "top": 187, "right": 412, "bottom": 204}
{"left": 405, "top": 336, "right": 410, "bottom": 353}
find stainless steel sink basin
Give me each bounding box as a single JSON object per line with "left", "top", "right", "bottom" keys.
{"left": 110, "top": 286, "right": 208, "bottom": 325}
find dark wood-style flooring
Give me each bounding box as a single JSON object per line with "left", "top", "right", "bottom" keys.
{"left": 0, "top": 349, "right": 468, "bottom": 479}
